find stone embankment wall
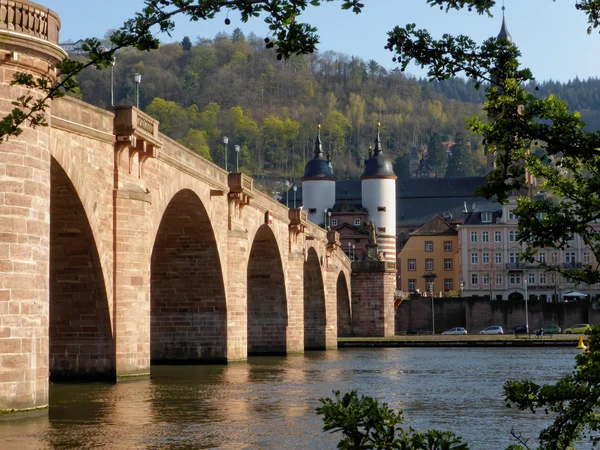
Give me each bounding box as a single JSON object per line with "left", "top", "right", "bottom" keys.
{"left": 395, "top": 297, "right": 600, "bottom": 334}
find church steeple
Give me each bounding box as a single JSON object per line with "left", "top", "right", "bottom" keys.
{"left": 497, "top": 5, "right": 512, "bottom": 44}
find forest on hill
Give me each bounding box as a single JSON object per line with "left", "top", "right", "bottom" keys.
{"left": 73, "top": 30, "right": 600, "bottom": 187}
{"left": 73, "top": 30, "right": 485, "bottom": 185}
{"left": 422, "top": 77, "right": 600, "bottom": 131}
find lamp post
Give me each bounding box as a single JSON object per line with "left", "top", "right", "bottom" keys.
{"left": 285, "top": 180, "right": 290, "bottom": 207}
{"left": 234, "top": 144, "right": 240, "bottom": 172}
{"left": 352, "top": 244, "right": 355, "bottom": 261}
{"left": 524, "top": 278, "right": 529, "bottom": 334}
{"left": 460, "top": 280, "right": 464, "bottom": 298}
{"left": 134, "top": 73, "right": 141, "bottom": 108}
{"left": 430, "top": 281, "right": 435, "bottom": 334}
{"left": 223, "top": 136, "right": 228, "bottom": 171}
{"left": 293, "top": 185, "right": 297, "bottom": 208}
{"left": 111, "top": 56, "right": 116, "bottom": 106}
{"left": 348, "top": 242, "right": 351, "bottom": 260}
{"left": 323, "top": 208, "right": 328, "bottom": 229}
{"left": 328, "top": 211, "right": 331, "bottom": 230}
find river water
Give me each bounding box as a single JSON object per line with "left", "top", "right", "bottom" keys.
{"left": 0, "top": 347, "right": 586, "bottom": 449}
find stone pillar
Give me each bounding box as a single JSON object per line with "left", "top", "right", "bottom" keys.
{"left": 113, "top": 190, "right": 152, "bottom": 378}
{"left": 226, "top": 229, "right": 248, "bottom": 361}
{"left": 351, "top": 261, "right": 397, "bottom": 337}
{"left": 286, "top": 249, "right": 305, "bottom": 354}
{"left": 323, "top": 231, "right": 342, "bottom": 349}
{"left": 111, "top": 107, "right": 161, "bottom": 378}
{"left": 0, "top": 2, "right": 65, "bottom": 414}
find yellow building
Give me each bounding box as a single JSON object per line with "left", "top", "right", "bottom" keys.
{"left": 398, "top": 215, "right": 459, "bottom": 296}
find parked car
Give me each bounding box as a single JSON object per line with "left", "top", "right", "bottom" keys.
{"left": 513, "top": 325, "right": 528, "bottom": 335}
{"left": 564, "top": 324, "right": 592, "bottom": 334}
{"left": 442, "top": 327, "right": 467, "bottom": 335}
{"left": 543, "top": 324, "right": 562, "bottom": 334}
{"left": 479, "top": 326, "right": 504, "bottom": 335}
{"left": 409, "top": 328, "right": 430, "bottom": 335}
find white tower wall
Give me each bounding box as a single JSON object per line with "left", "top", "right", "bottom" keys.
{"left": 361, "top": 178, "right": 396, "bottom": 233}
{"left": 302, "top": 179, "right": 336, "bottom": 225}
{"left": 362, "top": 178, "right": 397, "bottom": 263}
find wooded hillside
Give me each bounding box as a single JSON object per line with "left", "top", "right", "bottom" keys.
{"left": 74, "top": 30, "right": 600, "bottom": 186}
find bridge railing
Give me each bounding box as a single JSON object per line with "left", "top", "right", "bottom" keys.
{"left": 352, "top": 260, "right": 396, "bottom": 273}
{"left": 0, "top": 1, "right": 61, "bottom": 44}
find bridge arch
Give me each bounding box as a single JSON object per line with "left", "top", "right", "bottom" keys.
{"left": 150, "top": 189, "right": 227, "bottom": 363}
{"left": 336, "top": 271, "right": 352, "bottom": 337}
{"left": 49, "top": 157, "right": 114, "bottom": 380}
{"left": 247, "top": 224, "right": 288, "bottom": 355}
{"left": 304, "top": 247, "right": 327, "bottom": 349}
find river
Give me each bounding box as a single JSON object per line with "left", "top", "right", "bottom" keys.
{"left": 0, "top": 347, "right": 586, "bottom": 449}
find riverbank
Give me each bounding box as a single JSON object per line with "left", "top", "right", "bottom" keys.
{"left": 338, "top": 334, "right": 586, "bottom": 348}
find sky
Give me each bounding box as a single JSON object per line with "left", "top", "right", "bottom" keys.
{"left": 41, "top": 0, "right": 600, "bottom": 83}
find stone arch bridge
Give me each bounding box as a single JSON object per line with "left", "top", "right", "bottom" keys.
{"left": 0, "top": 2, "right": 395, "bottom": 414}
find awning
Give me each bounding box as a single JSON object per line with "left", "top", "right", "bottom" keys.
{"left": 563, "top": 291, "right": 588, "bottom": 297}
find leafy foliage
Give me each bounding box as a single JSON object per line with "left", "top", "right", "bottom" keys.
{"left": 317, "top": 390, "right": 469, "bottom": 449}
{"left": 387, "top": 0, "right": 600, "bottom": 285}
{"left": 504, "top": 327, "right": 600, "bottom": 449}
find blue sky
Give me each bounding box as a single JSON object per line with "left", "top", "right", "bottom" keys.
{"left": 43, "top": 0, "right": 599, "bottom": 82}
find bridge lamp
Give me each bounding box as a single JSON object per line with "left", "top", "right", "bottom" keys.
{"left": 323, "top": 208, "right": 328, "bottom": 229}
{"left": 348, "top": 242, "right": 351, "bottom": 260}
{"left": 285, "top": 180, "right": 290, "bottom": 207}
{"left": 234, "top": 144, "right": 240, "bottom": 172}
{"left": 293, "top": 184, "right": 297, "bottom": 209}
{"left": 111, "top": 55, "right": 116, "bottom": 107}
{"left": 134, "top": 73, "right": 141, "bottom": 108}
{"left": 327, "top": 211, "right": 331, "bottom": 230}
{"left": 430, "top": 281, "right": 435, "bottom": 334}
{"left": 223, "top": 136, "right": 228, "bottom": 171}
{"left": 524, "top": 278, "right": 529, "bottom": 334}
{"left": 352, "top": 244, "right": 355, "bottom": 261}
{"left": 460, "top": 280, "right": 464, "bottom": 298}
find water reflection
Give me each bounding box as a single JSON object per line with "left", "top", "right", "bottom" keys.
{"left": 0, "top": 347, "right": 587, "bottom": 450}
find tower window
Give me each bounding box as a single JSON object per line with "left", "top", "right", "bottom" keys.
{"left": 308, "top": 208, "right": 316, "bottom": 214}
{"left": 354, "top": 218, "right": 361, "bottom": 226}
{"left": 331, "top": 219, "right": 338, "bottom": 226}
{"left": 377, "top": 206, "right": 386, "bottom": 212}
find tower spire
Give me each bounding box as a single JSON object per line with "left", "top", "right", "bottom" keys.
{"left": 497, "top": 2, "right": 512, "bottom": 44}
{"left": 373, "top": 122, "right": 383, "bottom": 155}
{"left": 313, "top": 124, "right": 323, "bottom": 158}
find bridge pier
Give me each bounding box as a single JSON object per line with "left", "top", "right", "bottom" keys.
{"left": 113, "top": 189, "right": 152, "bottom": 378}
{"left": 0, "top": 5, "right": 65, "bottom": 413}
{"left": 351, "top": 262, "right": 397, "bottom": 337}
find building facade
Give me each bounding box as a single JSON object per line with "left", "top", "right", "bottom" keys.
{"left": 458, "top": 199, "right": 600, "bottom": 301}
{"left": 398, "top": 215, "right": 459, "bottom": 296}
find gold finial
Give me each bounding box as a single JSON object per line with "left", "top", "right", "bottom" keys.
{"left": 377, "top": 122, "right": 381, "bottom": 128}
{"left": 318, "top": 124, "right": 321, "bottom": 129}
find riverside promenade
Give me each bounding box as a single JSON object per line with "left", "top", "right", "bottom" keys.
{"left": 338, "top": 334, "right": 585, "bottom": 348}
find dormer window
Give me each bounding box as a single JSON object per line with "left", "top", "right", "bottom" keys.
{"left": 508, "top": 209, "right": 517, "bottom": 221}
{"left": 331, "top": 219, "right": 338, "bottom": 227}
{"left": 481, "top": 212, "right": 492, "bottom": 223}
{"left": 354, "top": 218, "right": 361, "bottom": 226}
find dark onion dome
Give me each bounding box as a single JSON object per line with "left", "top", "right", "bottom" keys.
{"left": 497, "top": 8, "right": 512, "bottom": 43}
{"left": 361, "top": 123, "right": 396, "bottom": 179}
{"left": 301, "top": 125, "right": 336, "bottom": 181}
